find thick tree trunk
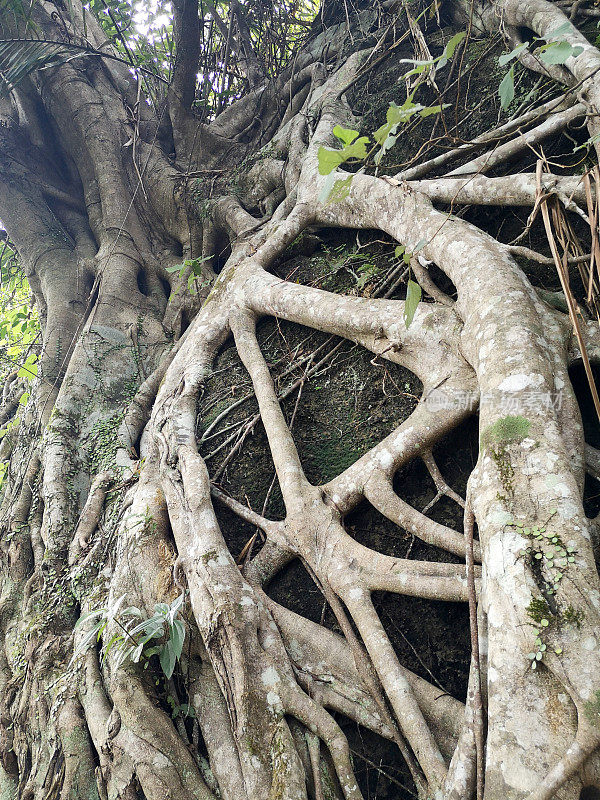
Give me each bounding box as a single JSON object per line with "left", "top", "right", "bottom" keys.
{"left": 1, "top": 0, "right": 600, "bottom": 798}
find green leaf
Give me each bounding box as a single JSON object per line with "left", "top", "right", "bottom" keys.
{"left": 159, "top": 640, "right": 177, "bottom": 679}
{"left": 540, "top": 618, "right": 549, "bottom": 627}
{"left": 404, "top": 59, "right": 436, "bottom": 78}
{"left": 17, "top": 352, "right": 37, "bottom": 380}
{"left": 373, "top": 122, "right": 394, "bottom": 147}
{"left": 121, "top": 606, "right": 142, "bottom": 618}
{"left": 128, "top": 616, "right": 163, "bottom": 639}
{"left": 437, "top": 31, "right": 466, "bottom": 69}
{"left": 374, "top": 135, "right": 397, "bottom": 165}
{"left": 539, "top": 40, "right": 582, "bottom": 64}
{"left": 332, "top": 125, "right": 359, "bottom": 146}
{"left": 374, "top": 100, "right": 419, "bottom": 149}
{"left": 170, "top": 619, "right": 185, "bottom": 660}
{"left": 0, "top": 39, "right": 98, "bottom": 97}
{"left": 317, "top": 146, "right": 346, "bottom": 176}
{"left": 102, "top": 632, "right": 123, "bottom": 660}
{"left": 342, "top": 136, "right": 370, "bottom": 160}
{"left": 69, "top": 618, "right": 107, "bottom": 665}
{"left": 546, "top": 23, "right": 573, "bottom": 38}
{"left": 356, "top": 265, "right": 379, "bottom": 291}
{"left": 318, "top": 171, "right": 338, "bottom": 203}
{"left": 327, "top": 174, "right": 354, "bottom": 205}
{"left": 445, "top": 31, "right": 466, "bottom": 57}
{"left": 75, "top": 608, "right": 107, "bottom": 628}
{"left": 419, "top": 104, "right": 446, "bottom": 118}
{"left": 131, "top": 642, "right": 145, "bottom": 662}
{"left": 498, "top": 41, "right": 530, "bottom": 67}
{"left": 499, "top": 65, "right": 515, "bottom": 109}
{"left": 404, "top": 279, "right": 421, "bottom": 329}
{"left": 168, "top": 593, "right": 185, "bottom": 623}
{"left": 166, "top": 256, "right": 211, "bottom": 278}
{"left": 189, "top": 256, "right": 211, "bottom": 276}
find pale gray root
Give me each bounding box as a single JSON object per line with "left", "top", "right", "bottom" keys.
{"left": 586, "top": 443, "right": 600, "bottom": 481}
{"left": 411, "top": 173, "right": 588, "bottom": 207}
{"left": 395, "top": 93, "right": 578, "bottom": 181}
{"left": 446, "top": 102, "right": 585, "bottom": 177}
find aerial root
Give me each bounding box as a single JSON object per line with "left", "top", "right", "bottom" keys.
{"left": 342, "top": 591, "right": 447, "bottom": 793}
{"left": 187, "top": 656, "right": 247, "bottom": 798}
{"left": 307, "top": 732, "right": 325, "bottom": 800}
{"left": 447, "top": 101, "right": 585, "bottom": 177}
{"left": 262, "top": 590, "right": 466, "bottom": 758}
{"left": 207, "top": 338, "right": 345, "bottom": 478}
{"left": 279, "top": 679, "right": 365, "bottom": 800}
{"left": 443, "top": 656, "right": 479, "bottom": 800}
{"left": 68, "top": 470, "right": 113, "bottom": 565}
{"left": 10, "top": 449, "right": 40, "bottom": 533}
{"left": 410, "top": 257, "right": 454, "bottom": 306}
{"left": 303, "top": 563, "right": 428, "bottom": 795}
{"left": 364, "top": 469, "right": 479, "bottom": 560}
{"left": 109, "top": 670, "right": 215, "bottom": 800}
{"left": 586, "top": 443, "right": 600, "bottom": 482}
{"left": 463, "top": 498, "right": 484, "bottom": 800}
{"left": 422, "top": 450, "right": 466, "bottom": 511}
{"left": 224, "top": 297, "right": 469, "bottom": 795}
{"left": 324, "top": 378, "right": 477, "bottom": 516}
{"left": 56, "top": 694, "right": 99, "bottom": 800}
{"left": 396, "top": 94, "right": 580, "bottom": 181}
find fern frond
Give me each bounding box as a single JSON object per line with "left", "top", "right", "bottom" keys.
{"left": 0, "top": 39, "right": 90, "bottom": 95}
{"left": 0, "top": 38, "right": 169, "bottom": 97}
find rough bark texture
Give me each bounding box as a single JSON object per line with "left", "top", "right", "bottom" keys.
{"left": 1, "top": 0, "right": 600, "bottom": 798}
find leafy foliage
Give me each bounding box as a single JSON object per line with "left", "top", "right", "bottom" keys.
{"left": 498, "top": 26, "right": 584, "bottom": 108}
{"left": 316, "top": 32, "right": 465, "bottom": 205}
{"left": 73, "top": 592, "right": 187, "bottom": 679}
{"left": 317, "top": 95, "right": 449, "bottom": 188}
{"left": 166, "top": 255, "right": 213, "bottom": 295}
{"left": 0, "top": 0, "right": 318, "bottom": 115}
{"left": 0, "top": 39, "right": 91, "bottom": 95}
{"left": 0, "top": 239, "right": 39, "bottom": 393}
